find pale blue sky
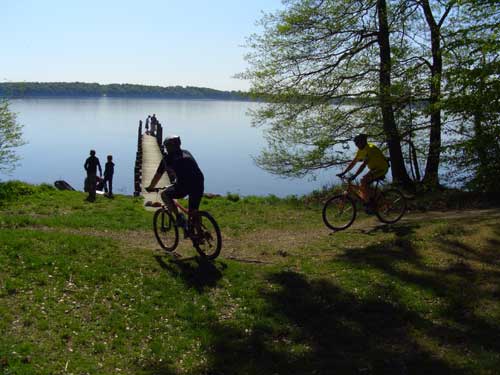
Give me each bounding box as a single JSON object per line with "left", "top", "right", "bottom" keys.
{"left": 1, "top": 0, "right": 283, "bottom": 91}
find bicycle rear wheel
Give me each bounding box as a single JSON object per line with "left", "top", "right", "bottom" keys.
{"left": 375, "top": 189, "right": 406, "bottom": 224}
{"left": 153, "top": 208, "right": 179, "bottom": 251}
{"left": 193, "top": 211, "right": 222, "bottom": 260}
{"left": 322, "top": 195, "right": 357, "bottom": 231}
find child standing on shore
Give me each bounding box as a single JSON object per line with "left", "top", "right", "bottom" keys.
{"left": 104, "top": 155, "right": 115, "bottom": 198}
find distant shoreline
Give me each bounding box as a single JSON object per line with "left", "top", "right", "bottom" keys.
{"left": 6, "top": 96, "right": 255, "bottom": 103}
{"left": 0, "top": 82, "right": 253, "bottom": 101}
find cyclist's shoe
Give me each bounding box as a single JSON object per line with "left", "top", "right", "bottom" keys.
{"left": 190, "top": 233, "right": 205, "bottom": 247}
{"left": 363, "top": 201, "right": 375, "bottom": 215}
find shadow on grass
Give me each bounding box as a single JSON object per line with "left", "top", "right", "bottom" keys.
{"left": 359, "top": 222, "right": 418, "bottom": 237}
{"left": 143, "top": 220, "right": 499, "bottom": 374}
{"left": 142, "top": 269, "right": 460, "bottom": 374}
{"left": 339, "top": 226, "right": 500, "bottom": 357}
{"left": 154, "top": 255, "right": 226, "bottom": 293}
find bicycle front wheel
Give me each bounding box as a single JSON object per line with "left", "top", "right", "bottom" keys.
{"left": 322, "top": 195, "right": 356, "bottom": 231}
{"left": 153, "top": 208, "right": 179, "bottom": 251}
{"left": 193, "top": 211, "right": 222, "bottom": 260}
{"left": 375, "top": 189, "right": 406, "bottom": 224}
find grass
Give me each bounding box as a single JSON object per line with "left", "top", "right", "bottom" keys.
{"left": 1, "top": 181, "right": 500, "bottom": 374}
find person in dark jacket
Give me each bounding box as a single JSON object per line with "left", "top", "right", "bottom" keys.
{"left": 84, "top": 150, "right": 102, "bottom": 202}
{"left": 104, "top": 155, "right": 115, "bottom": 198}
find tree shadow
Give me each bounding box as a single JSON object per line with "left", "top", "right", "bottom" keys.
{"left": 197, "top": 272, "right": 458, "bottom": 375}
{"left": 359, "top": 222, "right": 418, "bottom": 237}
{"left": 141, "top": 220, "right": 500, "bottom": 374}
{"left": 339, "top": 232, "right": 500, "bottom": 356}
{"left": 141, "top": 269, "right": 459, "bottom": 374}
{"left": 154, "top": 254, "right": 226, "bottom": 293}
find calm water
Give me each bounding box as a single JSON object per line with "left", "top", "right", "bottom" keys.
{"left": 4, "top": 98, "right": 334, "bottom": 196}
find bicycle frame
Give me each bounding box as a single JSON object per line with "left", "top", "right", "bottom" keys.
{"left": 173, "top": 199, "right": 189, "bottom": 215}
{"left": 340, "top": 177, "right": 383, "bottom": 203}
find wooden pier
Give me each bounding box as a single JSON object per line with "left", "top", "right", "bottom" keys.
{"left": 134, "top": 121, "right": 169, "bottom": 206}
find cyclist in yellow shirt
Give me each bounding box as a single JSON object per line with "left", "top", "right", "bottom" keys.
{"left": 337, "top": 134, "right": 389, "bottom": 208}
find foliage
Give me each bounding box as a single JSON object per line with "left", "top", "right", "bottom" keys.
{"left": 443, "top": 1, "right": 500, "bottom": 192}
{"left": 226, "top": 192, "right": 241, "bottom": 202}
{"left": 242, "top": 0, "right": 499, "bottom": 192}
{"left": 0, "top": 82, "right": 249, "bottom": 101}
{"left": 0, "top": 100, "right": 26, "bottom": 174}
{"left": 0, "top": 180, "right": 53, "bottom": 204}
{"left": 240, "top": 0, "right": 385, "bottom": 178}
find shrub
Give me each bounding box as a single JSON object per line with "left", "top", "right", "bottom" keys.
{"left": 0, "top": 180, "right": 54, "bottom": 203}
{"left": 226, "top": 192, "right": 240, "bottom": 202}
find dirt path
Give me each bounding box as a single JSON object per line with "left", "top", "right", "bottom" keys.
{"left": 27, "top": 208, "right": 500, "bottom": 264}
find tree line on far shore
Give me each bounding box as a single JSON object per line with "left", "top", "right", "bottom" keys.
{"left": 0, "top": 82, "right": 250, "bottom": 101}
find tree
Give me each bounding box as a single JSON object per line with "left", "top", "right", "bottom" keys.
{"left": 242, "top": 0, "right": 412, "bottom": 185}
{"left": 376, "top": 0, "right": 412, "bottom": 185}
{"left": 0, "top": 100, "right": 26, "bottom": 174}
{"left": 443, "top": 0, "right": 500, "bottom": 192}
{"left": 414, "top": 0, "right": 454, "bottom": 188}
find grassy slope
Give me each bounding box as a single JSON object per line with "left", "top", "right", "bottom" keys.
{"left": 1, "top": 183, "right": 499, "bottom": 374}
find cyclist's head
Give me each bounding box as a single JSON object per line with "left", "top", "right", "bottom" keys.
{"left": 354, "top": 134, "right": 368, "bottom": 148}
{"left": 163, "top": 135, "right": 181, "bottom": 153}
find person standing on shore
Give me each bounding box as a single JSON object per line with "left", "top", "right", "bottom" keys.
{"left": 84, "top": 150, "right": 102, "bottom": 202}
{"left": 104, "top": 155, "right": 115, "bottom": 198}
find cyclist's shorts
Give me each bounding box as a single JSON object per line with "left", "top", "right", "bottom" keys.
{"left": 161, "top": 183, "right": 204, "bottom": 211}
{"left": 366, "top": 168, "right": 388, "bottom": 181}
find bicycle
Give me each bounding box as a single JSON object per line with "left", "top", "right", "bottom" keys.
{"left": 322, "top": 175, "right": 406, "bottom": 231}
{"left": 148, "top": 187, "right": 222, "bottom": 259}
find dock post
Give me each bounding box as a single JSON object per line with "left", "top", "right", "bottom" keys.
{"left": 134, "top": 121, "right": 143, "bottom": 196}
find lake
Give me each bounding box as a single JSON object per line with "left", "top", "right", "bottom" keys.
{"left": 4, "top": 98, "right": 335, "bottom": 196}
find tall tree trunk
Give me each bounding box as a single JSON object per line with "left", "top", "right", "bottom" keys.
{"left": 377, "top": 0, "right": 412, "bottom": 187}
{"left": 420, "top": 0, "right": 448, "bottom": 189}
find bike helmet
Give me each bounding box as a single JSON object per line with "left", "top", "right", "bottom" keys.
{"left": 163, "top": 135, "right": 181, "bottom": 149}
{"left": 353, "top": 134, "right": 368, "bottom": 144}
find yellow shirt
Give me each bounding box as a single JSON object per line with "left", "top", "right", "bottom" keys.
{"left": 355, "top": 143, "right": 389, "bottom": 172}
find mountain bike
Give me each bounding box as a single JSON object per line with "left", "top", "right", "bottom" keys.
{"left": 148, "top": 187, "right": 222, "bottom": 259}
{"left": 322, "top": 175, "right": 406, "bottom": 231}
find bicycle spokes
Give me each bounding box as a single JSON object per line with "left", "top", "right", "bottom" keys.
{"left": 192, "top": 212, "right": 222, "bottom": 259}
{"left": 375, "top": 189, "right": 406, "bottom": 224}
{"left": 153, "top": 209, "right": 179, "bottom": 252}
{"left": 322, "top": 195, "right": 357, "bottom": 231}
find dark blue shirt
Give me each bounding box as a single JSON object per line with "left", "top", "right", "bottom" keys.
{"left": 104, "top": 161, "right": 114, "bottom": 177}
{"left": 84, "top": 156, "right": 102, "bottom": 175}
{"left": 156, "top": 149, "right": 204, "bottom": 188}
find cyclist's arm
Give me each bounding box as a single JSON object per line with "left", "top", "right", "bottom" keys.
{"left": 145, "top": 161, "right": 166, "bottom": 190}
{"left": 351, "top": 161, "right": 367, "bottom": 179}
{"left": 146, "top": 172, "right": 162, "bottom": 190}
{"left": 339, "top": 159, "right": 358, "bottom": 175}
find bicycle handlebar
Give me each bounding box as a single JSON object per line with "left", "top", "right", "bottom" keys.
{"left": 337, "top": 174, "right": 355, "bottom": 182}
{"left": 145, "top": 185, "right": 173, "bottom": 193}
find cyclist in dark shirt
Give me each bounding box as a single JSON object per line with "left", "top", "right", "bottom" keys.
{"left": 84, "top": 150, "right": 102, "bottom": 202}
{"left": 146, "top": 135, "right": 204, "bottom": 233}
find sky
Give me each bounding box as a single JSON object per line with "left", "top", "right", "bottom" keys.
{"left": 1, "top": 0, "right": 283, "bottom": 91}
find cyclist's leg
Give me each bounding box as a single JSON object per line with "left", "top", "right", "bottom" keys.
{"left": 362, "top": 169, "right": 387, "bottom": 203}
{"left": 360, "top": 172, "right": 374, "bottom": 202}
{"left": 187, "top": 184, "right": 204, "bottom": 237}
{"left": 360, "top": 170, "right": 381, "bottom": 203}
{"left": 160, "top": 184, "right": 186, "bottom": 219}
